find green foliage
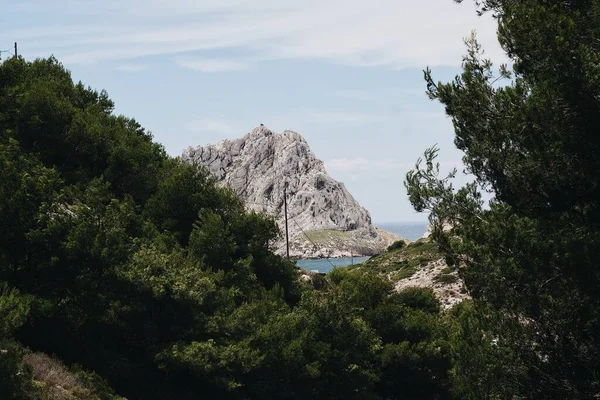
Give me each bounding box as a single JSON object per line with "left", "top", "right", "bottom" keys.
{"left": 440, "top": 266, "right": 453, "bottom": 274}
{"left": 0, "top": 57, "right": 164, "bottom": 203}
{"left": 0, "top": 56, "right": 302, "bottom": 399}
{"left": 0, "top": 341, "right": 33, "bottom": 400}
{"left": 390, "top": 266, "right": 417, "bottom": 280}
{"left": 0, "top": 284, "right": 30, "bottom": 336}
{"left": 444, "top": 301, "right": 528, "bottom": 400}
{"left": 394, "top": 287, "right": 441, "bottom": 314}
{"left": 387, "top": 239, "right": 406, "bottom": 251}
{"left": 143, "top": 159, "right": 220, "bottom": 245}
{"left": 0, "top": 55, "right": 454, "bottom": 399}
{"left": 364, "top": 238, "right": 440, "bottom": 283}
{"left": 406, "top": 0, "right": 600, "bottom": 397}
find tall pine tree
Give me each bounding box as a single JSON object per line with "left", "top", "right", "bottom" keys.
{"left": 406, "top": 0, "right": 600, "bottom": 397}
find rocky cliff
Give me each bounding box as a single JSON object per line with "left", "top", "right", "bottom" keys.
{"left": 183, "top": 125, "right": 400, "bottom": 258}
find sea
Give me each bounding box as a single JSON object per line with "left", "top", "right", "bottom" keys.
{"left": 296, "top": 221, "right": 428, "bottom": 274}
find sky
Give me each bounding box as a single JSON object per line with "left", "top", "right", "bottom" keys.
{"left": 3, "top": 0, "right": 504, "bottom": 223}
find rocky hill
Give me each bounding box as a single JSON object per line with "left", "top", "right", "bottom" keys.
{"left": 183, "top": 125, "right": 400, "bottom": 258}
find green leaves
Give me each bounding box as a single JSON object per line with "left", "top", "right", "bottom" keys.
{"left": 0, "top": 53, "right": 476, "bottom": 399}
{"left": 407, "top": 0, "right": 600, "bottom": 397}
{"left": 0, "top": 55, "right": 320, "bottom": 399}
{"left": 0, "top": 284, "right": 30, "bottom": 336}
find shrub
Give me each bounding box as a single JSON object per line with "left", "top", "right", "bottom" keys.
{"left": 440, "top": 267, "right": 453, "bottom": 275}
{"left": 392, "top": 266, "right": 417, "bottom": 280}
{"left": 387, "top": 240, "right": 407, "bottom": 252}
{"left": 393, "top": 287, "right": 440, "bottom": 313}
{"left": 0, "top": 341, "right": 32, "bottom": 400}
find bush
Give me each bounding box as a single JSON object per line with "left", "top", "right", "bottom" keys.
{"left": 387, "top": 240, "right": 407, "bottom": 252}
{"left": 0, "top": 341, "right": 32, "bottom": 400}
{"left": 392, "top": 267, "right": 417, "bottom": 280}
{"left": 440, "top": 267, "right": 453, "bottom": 275}
{"left": 393, "top": 287, "right": 440, "bottom": 313}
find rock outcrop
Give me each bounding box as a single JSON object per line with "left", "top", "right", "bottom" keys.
{"left": 183, "top": 125, "right": 400, "bottom": 258}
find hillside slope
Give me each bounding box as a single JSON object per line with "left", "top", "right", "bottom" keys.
{"left": 357, "top": 239, "right": 469, "bottom": 309}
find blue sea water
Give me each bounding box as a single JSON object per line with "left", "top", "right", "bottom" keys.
{"left": 295, "top": 221, "right": 428, "bottom": 274}
{"left": 296, "top": 256, "right": 370, "bottom": 274}
{"left": 375, "top": 221, "right": 428, "bottom": 242}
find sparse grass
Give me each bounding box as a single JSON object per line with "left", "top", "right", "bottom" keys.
{"left": 363, "top": 238, "right": 443, "bottom": 282}
{"left": 364, "top": 252, "right": 386, "bottom": 264}
{"left": 403, "top": 240, "right": 438, "bottom": 255}
{"left": 24, "top": 353, "right": 79, "bottom": 391}
{"left": 391, "top": 266, "right": 417, "bottom": 281}
{"left": 433, "top": 274, "right": 459, "bottom": 284}
{"left": 440, "top": 267, "right": 453, "bottom": 274}
{"left": 345, "top": 263, "right": 362, "bottom": 271}
{"left": 22, "top": 352, "right": 123, "bottom": 400}
{"left": 304, "top": 229, "right": 351, "bottom": 243}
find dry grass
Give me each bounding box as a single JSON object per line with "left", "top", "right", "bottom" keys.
{"left": 22, "top": 353, "right": 95, "bottom": 400}
{"left": 24, "top": 353, "right": 79, "bottom": 389}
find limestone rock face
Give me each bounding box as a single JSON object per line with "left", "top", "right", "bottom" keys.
{"left": 183, "top": 125, "right": 400, "bottom": 258}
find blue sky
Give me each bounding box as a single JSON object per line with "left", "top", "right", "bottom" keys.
{"left": 3, "top": 0, "right": 503, "bottom": 223}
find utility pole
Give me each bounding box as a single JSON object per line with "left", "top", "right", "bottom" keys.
{"left": 14, "top": 42, "right": 17, "bottom": 57}
{"left": 284, "top": 184, "right": 290, "bottom": 260}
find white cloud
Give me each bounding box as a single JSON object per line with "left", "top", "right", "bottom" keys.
{"left": 175, "top": 57, "right": 250, "bottom": 72}
{"left": 116, "top": 63, "right": 148, "bottom": 72}
{"left": 7, "top": 0, "right": 505, "bottom": 69}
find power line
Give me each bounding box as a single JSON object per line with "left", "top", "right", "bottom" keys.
{"left": 244, "top": 198, "right": 338, "bottom": 269}
{"left": 288, "top": 214, "right": 337, "bottom": 270}
{"left": 0, "top": 42, "right": 18, "bottom": 61}
{"left": 0, "top": 50, "right": 14, "bottom": 60}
